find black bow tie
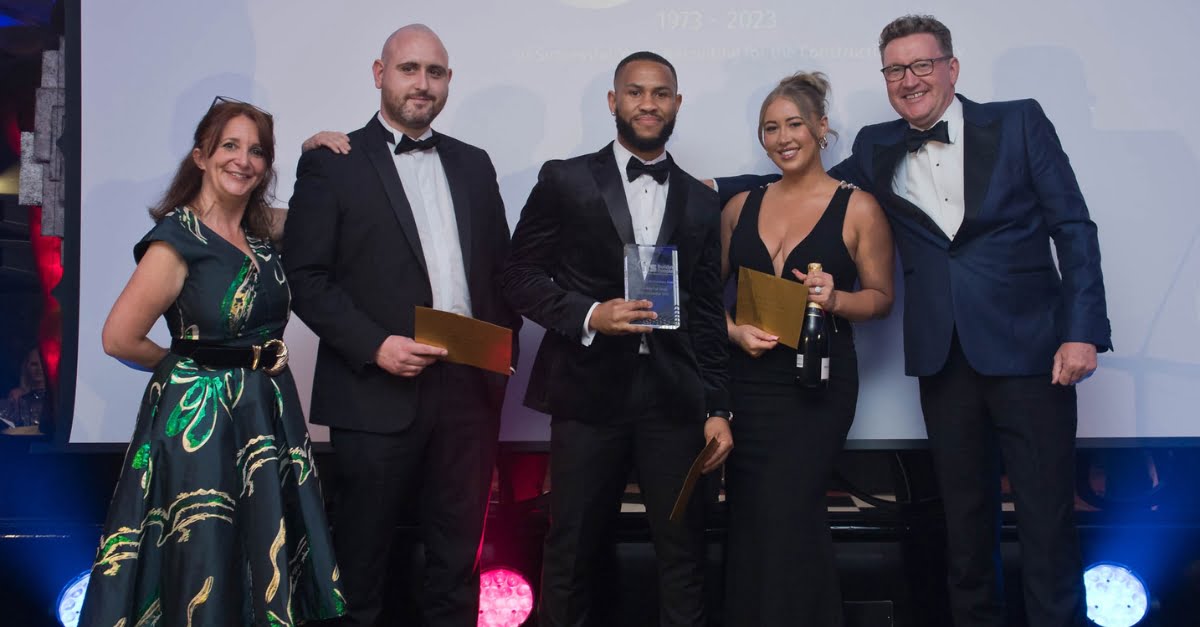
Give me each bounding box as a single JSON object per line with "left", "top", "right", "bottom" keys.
{"left": 394, "top": 134, "right": 441, "bottom": 154}
{"left": 905, "top": 120, "right": 950, "bottom": 153}
{"left": 626, "top": 156, "right": 670, "bottom": 184}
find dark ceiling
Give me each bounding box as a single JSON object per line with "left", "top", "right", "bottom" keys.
{"left": 0, "top": 1, "right": 59, "bottom": 165}
{"left": 0, "top": 0, "right": 60, "bottom": 55}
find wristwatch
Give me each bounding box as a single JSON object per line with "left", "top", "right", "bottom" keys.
{"left": 707, "top": 410, "right": 733, "bottom": 421}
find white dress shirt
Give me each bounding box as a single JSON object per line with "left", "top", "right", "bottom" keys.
{"left": 892, "top": 97, "right": 966, "bottom": 240}
{"left": 581, "top": 141, "right": 671, "bottom": 347}
{"left": 378, "top": 113, "right": 472, "bottom": 316}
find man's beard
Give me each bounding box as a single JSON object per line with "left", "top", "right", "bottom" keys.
{"left": 385, "top": 93, "right": 441, "bottom": 130}
{"left": 615, "top": 111, "right": 676, "bottom": 153}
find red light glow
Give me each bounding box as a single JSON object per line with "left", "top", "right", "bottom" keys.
{"left": 29, "top": 206, "right": 63, "bottom": 385}
{"left": 478, "top": 567, "right": 534, "bottom": 627}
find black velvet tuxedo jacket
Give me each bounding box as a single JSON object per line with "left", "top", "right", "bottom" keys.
{"left": 502, "top": 143, "right": 729, "bottom": 423}
{"left": 284, "top": 116, "right": 521, "bottom": 433}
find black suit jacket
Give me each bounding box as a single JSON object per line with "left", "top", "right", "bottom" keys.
{"left": 284, "top": 116, "right": 520, "bottom": 433}
{"left": 502, "top": 143, "right": 729, "bottom": 423}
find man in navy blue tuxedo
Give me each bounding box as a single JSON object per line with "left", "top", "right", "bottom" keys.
{"left": 717, "top": 14, "right": 1110, "bottom": 627}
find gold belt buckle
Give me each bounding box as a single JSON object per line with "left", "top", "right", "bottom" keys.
{"left": 251, "top": 339, "right": 289, "bottom": 375}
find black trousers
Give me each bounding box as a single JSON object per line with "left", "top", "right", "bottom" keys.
{"left": 539, "top": 358, "right": 708, "bottom": 627}
{"left": 327, "top": 363, "right": 498, "bottom": 627}
{"left": 919, "top": 334, "right": 1086, "bottom": 627}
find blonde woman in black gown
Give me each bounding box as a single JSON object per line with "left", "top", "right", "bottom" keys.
{"left": 720, "top": 73, "right": 895, "bottom": 626}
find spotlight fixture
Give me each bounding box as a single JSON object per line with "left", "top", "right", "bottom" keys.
{"left": 1084, "top": 562, "right": 1149, "bottom": 627}
{"left": 56, "top": 570, "right": 90, "bottom": 627}
{"left": 478, "top": 567, "right": 534, "bottom": 627}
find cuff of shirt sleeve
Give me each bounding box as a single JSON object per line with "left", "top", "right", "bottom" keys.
{"left": 581, "top": 302, "right": 600, "bottom": 346}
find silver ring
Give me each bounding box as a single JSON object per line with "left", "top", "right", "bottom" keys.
{"left": 812, "top": 286, "right": 822, "bottom": 294}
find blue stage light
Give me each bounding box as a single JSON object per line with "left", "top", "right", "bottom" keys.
{"left": 56, "top": 571, "right": 90, "bottom": 627}
{"left": 1084, "top": 562, "right": 1149, "bottom": 627}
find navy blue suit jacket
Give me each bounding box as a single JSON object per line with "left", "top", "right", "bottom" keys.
{"left": 719, "top": 95, "right": 1111, "bottom": 377}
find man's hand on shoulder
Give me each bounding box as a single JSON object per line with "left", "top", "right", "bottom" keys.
{"left": 589, "top": 298, "right": 656, "bottom": 336}
{"left": 374, "top": 335, "right": 448, "bottom": 377}
{"left": 1052, "top": 341, "right": 1098, "bottom": 386}
{"left": 301, "top": 131, "right": 351, "bottom": 155}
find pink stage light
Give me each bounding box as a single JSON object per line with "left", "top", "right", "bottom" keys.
{"left": 478, "top": 567, "right": 534, "bottom": 627}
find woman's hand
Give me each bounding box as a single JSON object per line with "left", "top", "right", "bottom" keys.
{"left": 729, "top": 324, "right": 778, "bottom": 358}
{"left": 791, "top": 267, "right": 838, "bottom": 313}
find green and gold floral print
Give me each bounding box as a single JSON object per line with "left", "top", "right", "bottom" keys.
{"left": 80, "top": 209, "right": 343, "bottom": 625}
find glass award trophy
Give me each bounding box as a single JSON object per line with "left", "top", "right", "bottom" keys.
{"left": 624, "top": 244, "right": 680, "bottom": 329}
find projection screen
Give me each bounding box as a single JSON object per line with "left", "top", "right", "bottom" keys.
{"left": 71, "top": 0, "right": 1200, "bottom": 445}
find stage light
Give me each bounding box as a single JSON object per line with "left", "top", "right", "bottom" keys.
{"left": 1084, "top": 562, "right": 1149, "bottom": 627}
{"left": 478, "top": 567, "right": 534, "bottom": 627}
{"left": 56, "top": 570, "right": 90, "bottom": 627}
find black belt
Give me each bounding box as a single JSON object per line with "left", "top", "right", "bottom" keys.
{"left": 170, "top": 338, "right": 289, "bottom": 375}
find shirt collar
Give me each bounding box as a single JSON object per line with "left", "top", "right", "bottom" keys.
{"left": 612, "top": 139, "right": 668, "bottom": 168}
{"left": 377, "top": 112, "right": 434, "bottom": 144}
{"left": 910, "top": 96, "right": 963, "bottom": 144}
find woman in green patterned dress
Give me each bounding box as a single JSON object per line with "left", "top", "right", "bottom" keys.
{"left": 80, "top": 98, "right": 345, "bottom": 626}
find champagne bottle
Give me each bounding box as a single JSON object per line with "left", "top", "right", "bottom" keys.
{"left": 795, "top": 262, "right": 830, "bottom": 389}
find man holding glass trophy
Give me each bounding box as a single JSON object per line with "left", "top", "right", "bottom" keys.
{"left": 502, "top": 51, "right": 733, "bottom": 627}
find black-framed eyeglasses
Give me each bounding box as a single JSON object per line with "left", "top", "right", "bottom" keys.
{"left": 209, "top": 95, "right": 274, "bottom": 119}
{"left": 880, "top": 56, "right": 952, "bottom": 82}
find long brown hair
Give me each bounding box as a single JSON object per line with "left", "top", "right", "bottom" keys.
{"left": 149, "top": 100, "right": 277, "bottom": 239}
{"left": 18, "top": 346, "right": 47, "bottom": 392}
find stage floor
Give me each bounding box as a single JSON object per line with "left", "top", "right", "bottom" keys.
{"left": 2, "top": 442, "right": 1198, "bottom": 625}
